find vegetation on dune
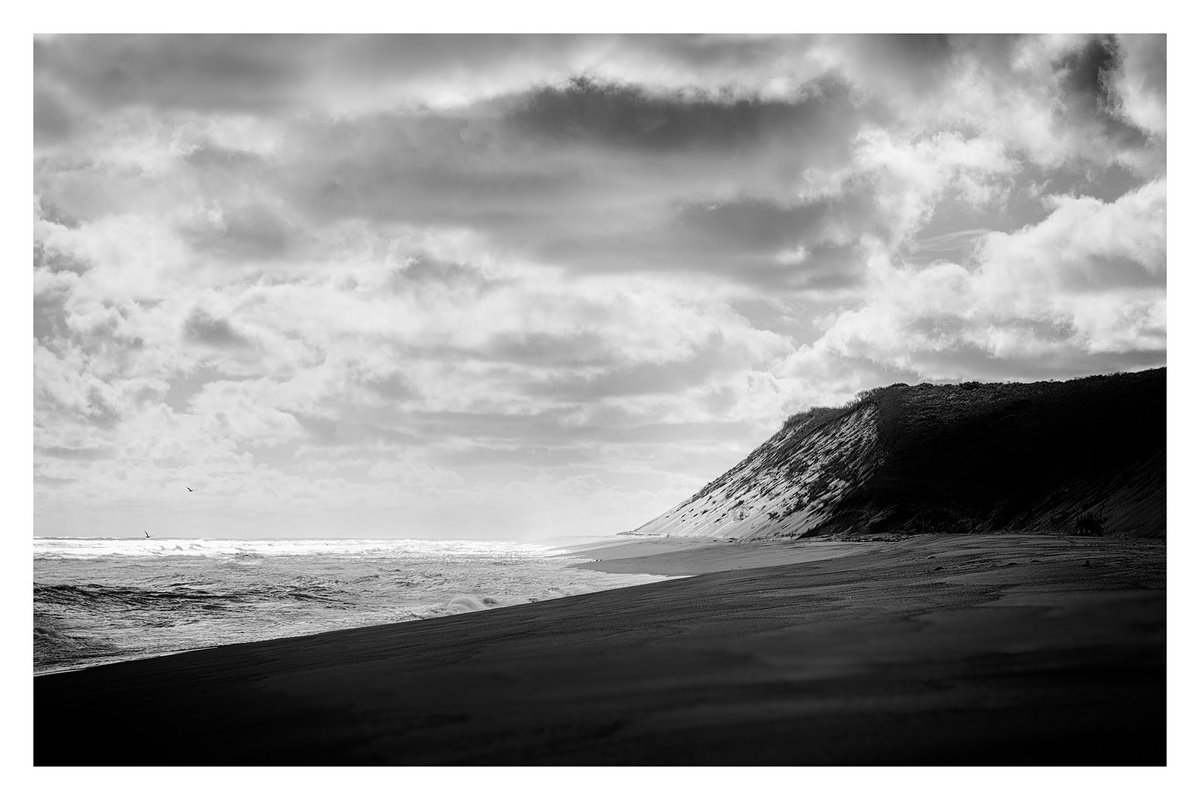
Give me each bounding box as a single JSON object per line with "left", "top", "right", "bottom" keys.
{"left": 810, "top": 368, "right": 1165, "bottom": 538}
{"left": 654, "top": 368, "right": 1165, "bottom": 541}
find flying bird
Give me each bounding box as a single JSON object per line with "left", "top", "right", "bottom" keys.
{"left": 144, "top": 531, "right": 151, "bottom": 539}
{"left": 186, "top": 487, "right": 194, "bottom": 492}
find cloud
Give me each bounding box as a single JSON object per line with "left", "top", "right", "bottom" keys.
{"left": 32, "top": 35, "right": 1167, "bottom": 539}
{"left": 32, "top": 34, "right": 830, "bottom": 125}
{"left": 795, "top": 179, "right": 1166, "bottom": 382}
{"left": 33, "top": 82, "right": 77, "bottom": 146}
{"left": 37, "top": 446, "right": 115, "bottom": 460}
{"left": 35, "top": 35, "right": 305, "bottom": 115}
{"left": 529, "top": 331, "right": 768, "bottom": 401}
{"left": 180, "top": 203, "right": 297, "bottom": 261}
{"left": 182, "top": 308, "right": 253, "bottom": 349}
{"left": 507, "top": 74, "right": 864, "bottom": 155}
{"left": 481, "top": 330, "right": 614, "bottom": 369}
{"left": 1109, "top": 34, "right": 1167, "bottom": 138}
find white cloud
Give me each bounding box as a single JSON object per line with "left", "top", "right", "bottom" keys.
{"left": 32, "top": 35, "right": 1167, "bottom": 539}
{"left": 792, "top": 180, "right": 1165, "bottom": 385}
{"left": 853, "top": 128, "right": 1017, "bottom": 245}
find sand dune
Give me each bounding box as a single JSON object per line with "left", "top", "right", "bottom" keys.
{"left": 633, "top": 368, "right": 1166, "bottom": 540}
{"left": 35, "top": 534, "right": 1164, "bottom": 765}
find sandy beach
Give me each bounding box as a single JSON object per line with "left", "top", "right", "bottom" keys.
{"left": 563, "top": 535, "right": 875, "bottom": 575}
{"left": 35, "top": 533, "right": 1164, "bottom": 765}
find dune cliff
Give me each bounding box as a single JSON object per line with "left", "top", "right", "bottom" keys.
{"left": 633, "top": 367, "right": 1165, "bottom": 540}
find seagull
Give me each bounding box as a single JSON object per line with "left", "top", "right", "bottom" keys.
{"left": 186, "top": 487, "right": 194, "bottom": 492}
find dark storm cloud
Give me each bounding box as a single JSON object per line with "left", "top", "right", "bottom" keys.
{"left": 532, "top": 194, "right": 869, "bottom": 290}
{"left": 33, "top": 34, "right": 811, "bottom": 122}
{"left": 507, "top": 74, "right": 865, "bottom": 153}
{"left": 828, "top": 33, "right": 963, "bottom": 103}
{"left": 923, "top": 35, "right": 1162, "bottom": 174}
{"left": 621, "top": 33, "right": 820, "bottom": 71}
{"left": 1053, "top": 36, "right": 1149, "bottom": 149}
{"left": 944, "top": 33, "right": 1024, "bottom": 69}
{"left": 325, "top": 34, "right": 587, "bottom": 79}
{"left": 883, "top": 33, "right": 954, "bottom": 61}
{"left": 34, "top": 35, "right": 304, "bottom": 114}
{"left": 253, "top": 70, "right": 882, "bottom": 292}
{"left": 280, "top": 111, "right": 584, "bottom": 228}
{"left": 36, "top": 41, "right": 877, "bottom": 291}
{"left": 182, "top": 308, "right": 252, "bottom": 349}
{"left": 28, "top": 33, "right": 613, "bottom": 148}
{"left": 536, "top": 230, "right": 866, "bottom": 291}
{"left": 1059, "top": 35, "right": 1121, "bottom": 104}
{"left": 844, "top": 34, "right": 955, "bottom": 78}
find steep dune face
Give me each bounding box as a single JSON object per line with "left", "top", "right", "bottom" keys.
{"left": 633, "top": 403, "right": 881, "bottom": 540}
{"left": 632, "top": 368, "right": 1166, "bottom": 541}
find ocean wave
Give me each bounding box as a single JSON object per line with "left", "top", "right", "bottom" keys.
{"left": 34, "top": 615, "right": 120, "bottom": 669}
{"left": 442, "top": 595, "right": 502, "bottom": 613}
{"left": 34, "top": 580, "right": 351, "bottom": 612}
{"left": 33, "top": 537, "right": 669, "bottom": 674}
{"left": 33, "top": 537, "right": 557, "bottom": 561}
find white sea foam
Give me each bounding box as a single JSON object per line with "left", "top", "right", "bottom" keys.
{"left": 33, "top": 537, "right": 667, "bottom": 674}
{"left": 33, "top": 536, "right": 560, "bottom": 560}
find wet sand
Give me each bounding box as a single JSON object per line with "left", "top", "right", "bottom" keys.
{"left": 565, "top": 535, "right": 876, "bottom": 575}
{"left": 34, "top": 534, "right": 1165, "bottom": 765}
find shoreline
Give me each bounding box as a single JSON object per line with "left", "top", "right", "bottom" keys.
{"left": 33, "top": 537, "right": 695, "bottom": 678}
{"left": 35, "top": 533, "right": 1165, "bottom": 765}
{"left": 563, "top": 534, "right": 878, "bottom": 576}
{"left": 34, "top": 536, "right": 762, "bottom": 679}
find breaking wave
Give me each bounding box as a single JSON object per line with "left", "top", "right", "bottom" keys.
{"left": 34, "top": 537, "right": 666, "bottom": 674}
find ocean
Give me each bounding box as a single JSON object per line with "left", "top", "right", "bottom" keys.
{"left": 33, "top": 537, "right": 667, "bottom": 675}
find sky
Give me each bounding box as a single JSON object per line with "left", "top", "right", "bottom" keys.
{"left": 32, "top": 34, "right": 1167, "bottom": 540}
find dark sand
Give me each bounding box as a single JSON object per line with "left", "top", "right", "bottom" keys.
{"left": 34, "top": 534, "right": 1164, "bottom": 765}
{"left": 565, "top": 536, "right": 875, "bottom": 575}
